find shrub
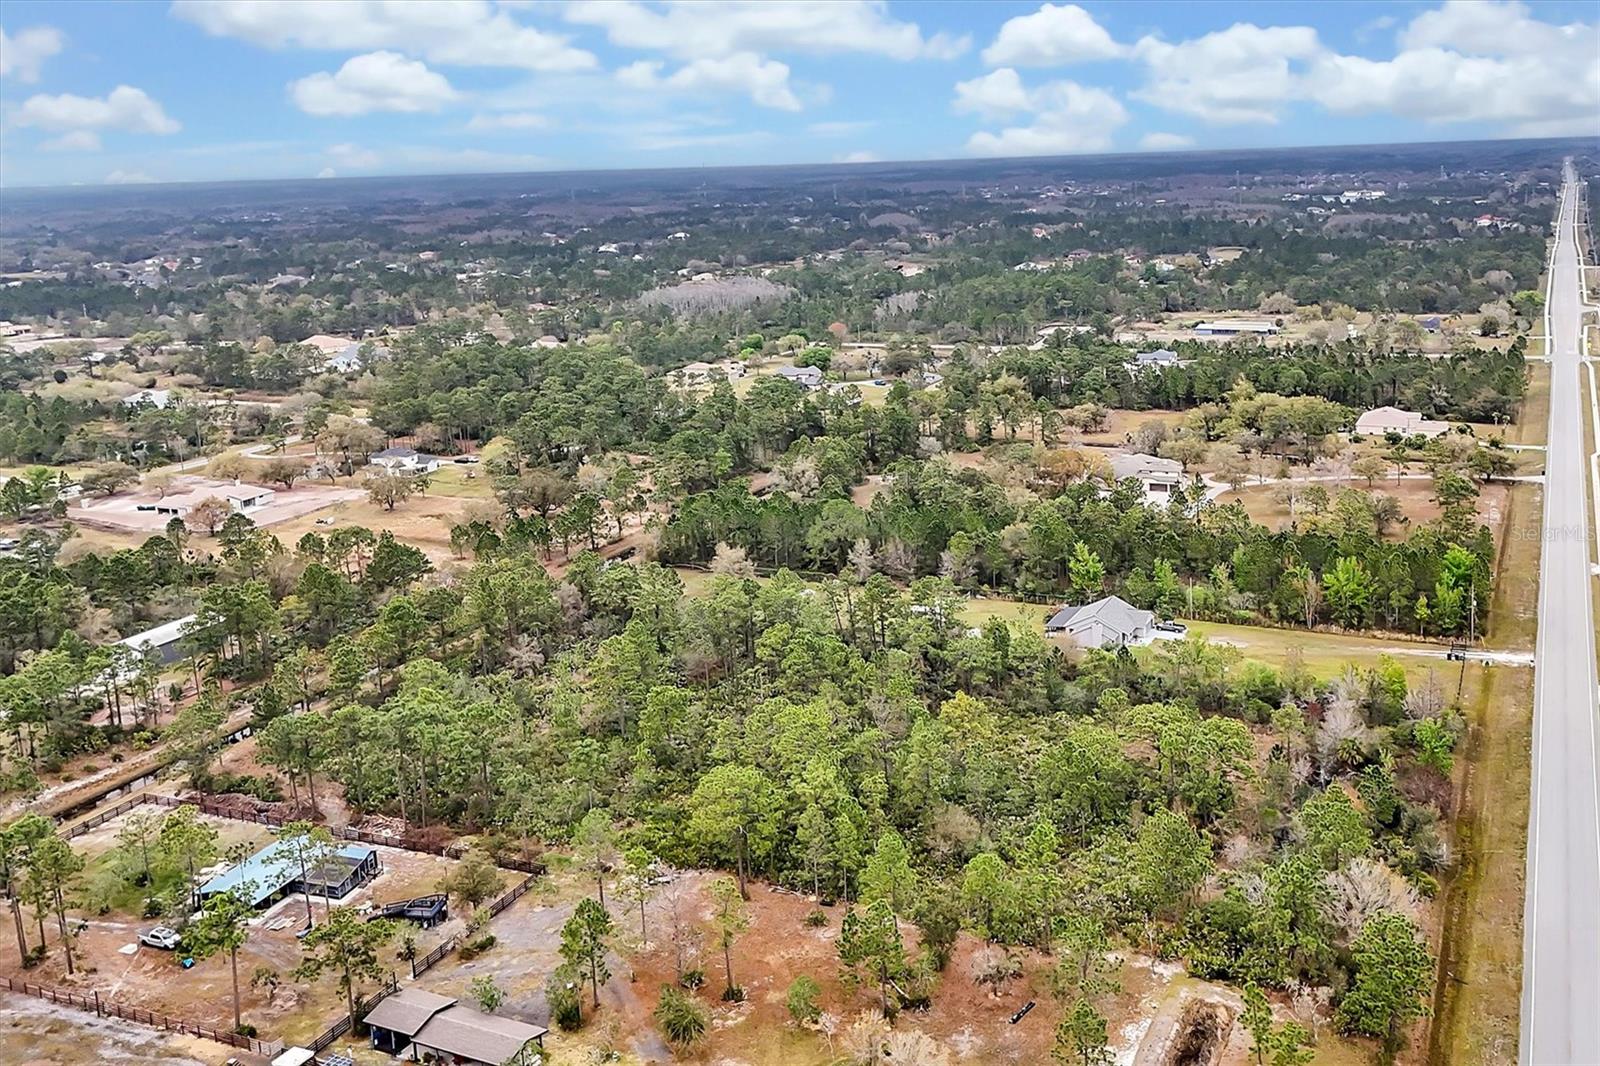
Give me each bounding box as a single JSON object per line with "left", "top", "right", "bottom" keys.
{"left": 786, "top": 975, "right": 821, "bottom": 1025}
{"left": 458, "top": 933, "right": 497, "bottom": 960}
{"left": 546, "top": 966, "right": 583, "bottom": 1031}
{"left": 654, "top": 985, "right": 708, "bottom": 1048}
{"left": 679, "top": 968, "right": 705, "bottom": 990}
{"left": 803, "top": 908, "right": 829, "bottom": 927}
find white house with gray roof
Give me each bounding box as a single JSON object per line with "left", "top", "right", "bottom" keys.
{"left": 1107, "top": 451, "right": 1185, "bottom": 504}
{"left": 1045, "top": 595, "right": 1155, "bottom": 649}
{"left": 1129, "top": 347, "right": 1184, "bottom": 369}
{"left": 777, "top": 364, "right": 824, "bottom": 389}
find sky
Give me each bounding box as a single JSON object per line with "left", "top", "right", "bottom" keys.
{"left": 0, "top": 0, "right": 1596, "bottom": 188}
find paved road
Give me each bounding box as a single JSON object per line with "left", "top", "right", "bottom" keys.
{"left": 1520, "top": 166, "right": 1600, "bottom": 1066}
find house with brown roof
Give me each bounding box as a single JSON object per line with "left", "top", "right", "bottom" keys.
{"left": 364, "top": 987, "right": 546, "bottom": 1065}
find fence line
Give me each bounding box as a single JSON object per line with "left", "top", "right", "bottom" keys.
{"left": 132, "top": 793, "right": 548, "bottom": 875}
{"left": 0, "top": 975, "right": 283, "bottom": 1057}
{"left": 44, "top": 795, "right": 543, "bottom": 1055}
{"left": 61, "top": 794, "right": 149, "bottom": 840}
{"left": 410, "top": 934, "right": 461, "bottom": 979}
{"left": 409, "top": 871, "right": 538, "bottom": 979}
{"left": 302, "top": 975, "right": 398, "bottom": 1055}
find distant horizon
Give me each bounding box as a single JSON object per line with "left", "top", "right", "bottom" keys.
{"left": 5, "top": 131, "right": 1595, "bottom": 198}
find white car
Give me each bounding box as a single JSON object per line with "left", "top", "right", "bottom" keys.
{"left": 139, "top": 925, "right": 182, "bottom": 950}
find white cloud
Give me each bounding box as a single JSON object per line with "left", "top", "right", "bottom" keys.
{"left": 13, "top": 85, "right": 180, "bottom": 136}
{"left": 956, "top": 71, "right": 1128, "bottom": 156}
{"left": 290, "top": 52, "right": 459, "bottom": 117}
{"left": 1125, "top": 3, "right": 1598, "bottom": 134}
{"left": 1133, "top": 24, "right": 1323, "bottom": 125}
{"left": 105, "top": 169, "right": 154, "bottom": 185}
{"left": 316, "top": 167, "right": 338, "bottom": 178}
{"left": 952, "top": 68, "right": 1034, "bottom": 121}
{"left": 1138, "top": 131, "right": 1195, "bottom": 151}
{"left": 982, "top": 4, "right": 1123, "bottom": 66}
{"left": 172, "top": 0, "right": 596, "bottom": 72}
{"left": 465, "top": 111, "right": 550, "bottom": 132}
{"left": 0, "top": 25, "right": 64, "bottom": 82}
{"left": 836, "top": 150, "right": 879, "bottom": 163}
{"left": 618, "top": 52, "right": 801, "bottom": 111}
{"left": 1302, "top": 3, "right": 1599, "bottom": 133}
{"left": 566, "top": 0, "right": 967, "bottom": 62}
{"left": 40, "top": 130, "right": 102, "bottom": 152}
{"left": 1400, "top": 0, "right": 1568, "bottom": 55}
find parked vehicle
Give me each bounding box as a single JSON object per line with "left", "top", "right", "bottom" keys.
{"left": 139, "top": 926, "right": 182, "bottom": 950}
{"left": 1154, "top": 620, "right": 1188, "bottom": 634}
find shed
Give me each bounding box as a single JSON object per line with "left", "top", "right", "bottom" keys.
{"left": 409, "top": 1006, "right": 548, "bottom": 1065}
{"left": 365, "top": 988, "right": 457, "bottom": 1055}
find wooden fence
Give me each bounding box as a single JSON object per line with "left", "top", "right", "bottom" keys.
{"left": 303, "top": 975, "right": 398, "bottom": 1055}
{"left": 42, "top": 793, "right": 545, "bottom": 1050}
{"left": 61, "top": 795, "right": 149, "bottom": 840}
{"left": 410, "top": 934, "right": 460, "bottom": 979}
{"left": 409, "top": 871, "right": 539, "bottom": 979}
{"left": 0, "top": 975, "right": 283, "bottom": 1057}
{"left": 487, "top": 872, "right": 540, "bottom": 919}
{"left": 137, "top": 794, "right": 548, "bottom": 877}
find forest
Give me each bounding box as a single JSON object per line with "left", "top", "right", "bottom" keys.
{"left": 1, "top": 530, "right": 1448, "bottom": 1059}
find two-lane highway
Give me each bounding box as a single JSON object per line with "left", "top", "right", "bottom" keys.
{"left": 1520, "top": 166, "right": 1600, "bottom": 1066}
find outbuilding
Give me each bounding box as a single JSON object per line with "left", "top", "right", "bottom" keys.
{"left": 1354, "top": 405, "right": 1452, "bottom": 439}
{"left": 365, "top": 988, "right": 548, "bottom": 1065}
{"left": 1193, "top": 320, "right": 1279, "bottom": 336}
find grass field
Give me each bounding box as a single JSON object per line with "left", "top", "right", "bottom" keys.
{"left": 1428, "top": 359, "right": 1546, "bottom": 1065}
{"left": 1511, "top": 362, "right": 1550, "bottom": 447}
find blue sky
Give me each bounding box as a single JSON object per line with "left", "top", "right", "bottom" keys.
{"left": 1, "top": 1, "right": 1596, "bottom": 187}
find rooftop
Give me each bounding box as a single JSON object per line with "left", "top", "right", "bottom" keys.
{"left": 411, "top": 1005, "right": 548, "bottom": 1065}
{"left": 364, "top": 988, "right": 457, "bottom": 1038}
{"left": 1046, "top": 594, "right": 1154, "bottom": 636}
{"left": 199, "top": 841, "right": 375, "bottom": 907}
{"left": 116, "top": 614, "right": 197, "bottom": 652}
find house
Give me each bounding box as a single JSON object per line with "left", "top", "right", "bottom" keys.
{"left": 1355, "top": 406, "right": 1452, "bottom": 439}
{"left": 225, "top": 486, "right": 276, "bottom": 512}
{"left": 1193, "top": 320, "right": 1279, "bottom": 336}
{"left": 122, "top": 388, "right": 172, "bottom": 408}
{"left": 1045, "top": 595, "right": 1155, "bottom": 649}
{"left": 371, "top": 447, "right": 442, "bottom": 474}
{"left": 1129, "top": 348, "right": 1182, "bottom": 369}
{"left": 325, "top": 342, "right": 387, "bottom": 373}
{"left": 669, "top": 361, "right": 718, "bottom": 387}
{"left": 777, "top": 364, "right": 824, "bottom": 389}
{"left": 1108, "top": 451, "right": 1185, "bottom": 504}
{"left": 115, "top": 614, "right": 197, "bottom": 667}
{"left": 365, "top": 988, "right": 547, "bottom": 1065}
{"left": 198, "top": 841, "right": 379, "bottom": 908}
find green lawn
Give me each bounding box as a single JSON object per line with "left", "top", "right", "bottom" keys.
{"left": 426, "top": 463, "right": 494, "bottom": 499}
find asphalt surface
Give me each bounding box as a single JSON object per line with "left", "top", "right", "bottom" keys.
{"left": 1520, "top": 167, "right": 1600, "bottom": 1066}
